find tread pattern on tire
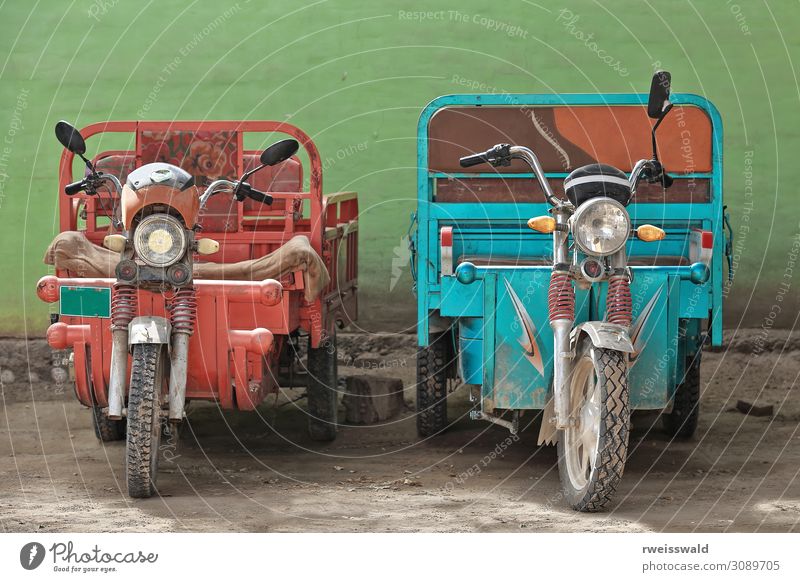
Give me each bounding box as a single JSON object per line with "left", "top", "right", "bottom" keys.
{"left": 92, "top": 406, "right": 125, "bottom": 442}
{"left": 559, "top": 346, "right": 629, "bottom": 512}
{"left": 416, "top": 332, "right": 450, "bottom": 437}
{"left": 663, "top": 353, "right": 701, "bottom": 439}
{"left": 126, "top": 344, "right": 163, "bottom": 498}
{"left": 307, "top": 330, "right": 338, "bottom": 442}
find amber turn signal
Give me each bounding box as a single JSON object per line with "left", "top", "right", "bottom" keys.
{"left": 197, "top": 238, "right": 220, "bottom": 255}
{"left": 636, "top": 224, "right": 666, "bottom": 242}
{"left": 527, "top": 216, "right": 556, "bottom": 233}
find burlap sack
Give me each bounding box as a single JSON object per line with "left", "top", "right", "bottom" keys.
{"left": 44, "top": 231, "right": 330, "bottom": 302}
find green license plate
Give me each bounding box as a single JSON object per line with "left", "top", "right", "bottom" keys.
{"left": 59, "top": 286, "right": 112, "bottom": 318}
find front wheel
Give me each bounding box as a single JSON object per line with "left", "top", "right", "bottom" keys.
{"left": 557, "top": 341, "right": 629, "bottom": 512}
{"left": 126, "top": 344, "right": 167, "bottom": 498}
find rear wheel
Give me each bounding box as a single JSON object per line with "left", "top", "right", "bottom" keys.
{"left": 416, "top": 331, "right": 451, "bottom": 437}
{"left": 557, "top": 341, "right": 629, "bottom": 512}
{"left": 306, "top": 329, "right": 338, "bottom": 442}
{"left": 92, "top": 406, "right": 126, "bottom": 442}
{"left": 662, "top": 353, "right": 701, "bottom": 439}
{"left": 126, "top": 344, "right": 167, "bottom": 498}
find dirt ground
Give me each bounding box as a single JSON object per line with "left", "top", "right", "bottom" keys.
{"left": 1, "top": 329, "right": 798, "bottom": 533}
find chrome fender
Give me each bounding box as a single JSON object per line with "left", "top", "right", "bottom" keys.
{"left": 128, "top": 316, "right": 172, "bottom": 346}
{"left": 569, "top": 322, "right": 634, "bottom": 353}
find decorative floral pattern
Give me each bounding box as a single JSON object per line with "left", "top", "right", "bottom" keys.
{"left": 139, "top": 130, "right": 238, "bottom": 180}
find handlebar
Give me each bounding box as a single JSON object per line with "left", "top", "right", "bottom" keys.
{"left": 459, "top": 143, "right": 511, "bottom": 169}
{"left": 458, "top": 153, "right": 488, "bottom": 168}
{"left": 63, "top": 173, "right": 123, "bottom": 197}
{"left": 236, "top": 182, "right": 273, "bottom": 205}
{"left": 628, "top": 159, "right": 673, "bottom": 202}
{"left": 64, "top": 179, "right": 86, "bottom": 196}
{"left": 199, "top": 179, "right": 273, "bottom": 208}
{"left": 458, "top": 143, "right": 565, "bottom": 207}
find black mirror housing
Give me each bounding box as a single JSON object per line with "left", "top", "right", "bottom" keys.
{"left": 260, "top": 139, "right": 299, "bottom": 166}
{"left": 55, "top": 120, "right": 87, "bottom": 155}
{"left": 647, "top": 71, "right": 672, "bottom": 120}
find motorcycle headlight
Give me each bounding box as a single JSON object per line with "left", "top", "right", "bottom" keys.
{"left": 571, "top": 198, "right": 631, "bottom": 256}
{"left": 133, "top": 214, "right": 187, "bottom": 267}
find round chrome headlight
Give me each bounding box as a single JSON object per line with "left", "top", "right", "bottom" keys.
{"left": 571, "top": 197, "right": 631, "bottom": 256}
{"left": 133, "top": 214, "right": 187, "bottom": 267}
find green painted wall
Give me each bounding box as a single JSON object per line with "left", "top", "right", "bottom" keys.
{"left": 0, "top": 0, "right": 797, "bottom": 335}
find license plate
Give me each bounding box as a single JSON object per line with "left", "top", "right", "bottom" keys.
{"left": 59, "top": 286, "right": 112, "bottom": 318}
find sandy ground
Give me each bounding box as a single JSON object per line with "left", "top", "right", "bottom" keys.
{"left": 1, "top": 330, "right": 798, "bottom": 533}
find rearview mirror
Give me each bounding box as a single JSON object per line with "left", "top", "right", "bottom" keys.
{"left": 647, "top": 71, "right": 672, "bottom": 119}
{"left": 55, "top": 120, "right": 87, "bottom": 155}
{"left": 260, "top": 139, "right": 299, "bottom": 166}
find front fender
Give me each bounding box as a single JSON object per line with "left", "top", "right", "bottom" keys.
{"left": 128, "top": 316, "right": 171, "bottom": 346}
{"left": 570, "top": 322, "right": 634, "bottom": 353}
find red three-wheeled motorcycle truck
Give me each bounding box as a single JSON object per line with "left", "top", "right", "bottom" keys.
{"left": 37, "top": 120, "right": 358, "bottom": 498}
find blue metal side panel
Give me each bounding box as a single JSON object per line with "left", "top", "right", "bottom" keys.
{"left": 490, "top": 270, "right": 589, "bottom": 410}
{"left": 440, "top": 277, "right": 483, "bottom": 317}
{"left": 626, "top": 271, "right": 674, "bottom": 409}
{"left": 679, "top": 279, "right": 711, "bottom": 318}
{"left": 481, "top": 274, "right": 497, "bottom": 404}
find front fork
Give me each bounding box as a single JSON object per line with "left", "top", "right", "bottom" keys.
{"left": 549, "top": 212, "right": 574, "bottom": 429}
{"left": 549, "top": 223, "right": 632, "bottom": 429}
{"left": 107, "top": 283, "right": 196, "bottom": 422}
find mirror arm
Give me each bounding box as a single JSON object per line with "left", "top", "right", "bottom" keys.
{"left": 238, "top": 163, "right": 265, "bottom": 186}
{"left": 649, "top": 102, "right": 673, "bottom": 161}
{"left": 78, "top": 152, "right": 98, "bottom": 177}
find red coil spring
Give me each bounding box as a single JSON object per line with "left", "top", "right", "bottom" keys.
{"left": 548, "top": 272, "right": 575, "bottom": 322}
{"left": 111, "top": 284, "right": 137, "bottom": 330}
{"left": 607, "top": 274, "right": 633, "bottom": 327}
{"left": 169, "top": 287, "right": 197, "bottom": 335}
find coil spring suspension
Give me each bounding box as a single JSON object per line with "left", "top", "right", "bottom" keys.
{"left": 548, "top": 272, "right": 575, "bottom": 322}
{"left": 169, "top": 287, "right": 197, "bottom": 335}
{"left": 607, "top": 273, "right": 632, "bottom": 327}
{"left": 111, "top": 284, "right": 137, "bottom": 330}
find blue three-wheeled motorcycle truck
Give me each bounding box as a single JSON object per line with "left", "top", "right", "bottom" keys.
{"left": 413, "top": 72, "right": 731, "bottom": 511}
